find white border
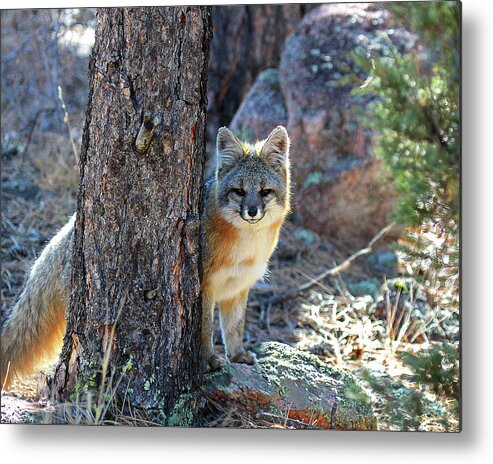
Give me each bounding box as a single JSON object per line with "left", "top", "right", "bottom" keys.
{"left": 2, "top": 1, "right": 492, "bottom": 463}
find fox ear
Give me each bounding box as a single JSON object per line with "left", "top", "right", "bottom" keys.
{"left": 216, "top": 127, "right": 243, "bottom": 173}
{"left": 260, "top": 126, "right": 290, "bottom": 174}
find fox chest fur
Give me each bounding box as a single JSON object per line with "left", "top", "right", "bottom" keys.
{"left": 203, "top": 212, "right": 281, "bottom": 303}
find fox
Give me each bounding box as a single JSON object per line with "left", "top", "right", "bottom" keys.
{"left": 201, "top": 126, "right": 290, "bottom": 371}
{"left": 0, "top": 125, "right": 290, "bottom": 387}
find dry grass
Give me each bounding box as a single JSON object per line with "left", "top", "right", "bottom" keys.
{"left": 1, "top": 133, "right": 78, "bottom": 316}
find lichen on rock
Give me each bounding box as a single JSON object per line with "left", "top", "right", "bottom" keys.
{"left": 204, "top": 341, "right": 377, "bottom": 430}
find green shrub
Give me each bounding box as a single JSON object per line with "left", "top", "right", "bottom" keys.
{"left": 351, "top": 1, "right": 460, "bottom": 234}
{"left": 400, "top": 343, "right": 460, "bottom": 399}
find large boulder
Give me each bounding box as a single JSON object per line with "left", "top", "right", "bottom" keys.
{"left": 230, "top": 4, "right": 418, "bottom": 247}
{"left": 278, "top": 4, "right": 418, "bottom": 246}
{"left": 230, "top": 69, "right": 287, "bottom": 141}
{"left": 279, "top": 4, "right": 418, "bottom": 164}
{"left": 204, "top": 342, "right": 377, "bottom": 430}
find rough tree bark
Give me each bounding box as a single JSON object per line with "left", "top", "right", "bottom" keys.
{"left": 52, "top": 7, "right": 212, "bottom": 424}
{"left": 207, "top": 4, "right": 315, "bottom": 141}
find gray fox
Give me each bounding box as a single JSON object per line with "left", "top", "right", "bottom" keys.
{"left": 0, "top": 126, "right": 290, "bottom": 387}
{"left": 201, "top": 126, "right": 290, "bottom": 371}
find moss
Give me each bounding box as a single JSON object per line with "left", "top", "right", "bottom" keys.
{"left": 335, "top": 398, "right": 377, "bottom": 430}
{"left": 278, "top": 380, "right": 288, "bottom": 398}
{"left": 348, "top": 279, "right": 381, "bottom": 299}
{"left": 167, "top": 393, "right": 195, "bottom": 427}
{"left": 257, "top": 341, "right": 341, "bottom": 382}
{"left": 204, "top": 364, "right": 230, "bottom": 379}
{"left": 86, "top": 377, "right": 98, "bottom": 390}
{"left": 268, "top": 404, "right": 283, "bottom": 415}
{"left": 123, "top": 357, "right": 134, "bottom": 372}
{"left": 344, "top": 379, "right": 372, "bottom": 406}
{"left": 204, "top": 342, "right": 377, "bottom": 430}
{"left": 69, "top": 369, "right": 99, "bottom": 402}
{"left": 303, "top": 171, "right": 323, "bottom": 188}
{"left": 258, "top": 68, "right": 280, "bottom": 88}
{"left": 143, "top": 372, "right": 156, "bottom": 391}
{"left": 152, "top": 390, "right": 162, "bottom": 403}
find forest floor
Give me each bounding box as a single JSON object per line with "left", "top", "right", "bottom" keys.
{"left": 1, "top": 146, "right": 459, "bottom": 430}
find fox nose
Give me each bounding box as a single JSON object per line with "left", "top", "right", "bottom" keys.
{"left": 247, "top": 206, "right": 258, "bottom": 217}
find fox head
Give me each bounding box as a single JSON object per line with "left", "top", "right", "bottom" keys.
{"left": 215, "top": 126, "right": 290, "bottom": 228}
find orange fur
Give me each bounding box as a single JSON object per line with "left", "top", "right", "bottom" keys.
{"left": 269, "top": 218, "right": 285, "bottom": 233}
{"left": 242, "top": 257, "right": 256, "bottom": 267}
{"left": 204, "top": 210, "right": 239, "bottom": 274}
{"left": 2, "top": 298, "right": 66, "bottom": 387}
{"left": 219, "top": 290, "right": 249, "bottom": 315}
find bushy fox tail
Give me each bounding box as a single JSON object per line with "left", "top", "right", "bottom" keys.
{"left": 1, "top": 215, "right": 75, "bottom": 389}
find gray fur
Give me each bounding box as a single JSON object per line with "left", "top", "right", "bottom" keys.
{"left": 215, "top": 126, "right": 289, "bottom": 226}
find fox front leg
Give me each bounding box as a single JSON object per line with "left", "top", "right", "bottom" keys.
{"left": 201, "top": 294, "right": 225, "bottom": 372}
{"left": 219, "top": 290, "right": 256, "bottom": 365}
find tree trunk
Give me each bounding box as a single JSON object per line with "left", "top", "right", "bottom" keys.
{"left": 52, "top": 7, "right": 212, "bottom": 425}
{"left": 207, "top": 4, "right": 315, "bottom": 141}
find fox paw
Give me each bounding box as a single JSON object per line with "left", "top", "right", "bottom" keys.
{"left": 229, "top": 350, "right": 256, "bottom": 365}
{"left": 203, "top": 353, "right": 226, "bottom": 373}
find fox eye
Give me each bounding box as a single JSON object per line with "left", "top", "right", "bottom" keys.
{"left": 231, "top": 188, "right": 245, "bottom": 196}
{"left": 260, "top": 189, "right": 272, "bottom": 197}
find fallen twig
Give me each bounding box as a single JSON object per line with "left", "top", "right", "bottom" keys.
{"left": 58, "top": 85, "right": 79, "bottom": 166}
{"left": 252, "top": 222, "right": 395, "bottom": 307}
{"left": 255, "top": 411, "right": 323, "bottom": 430}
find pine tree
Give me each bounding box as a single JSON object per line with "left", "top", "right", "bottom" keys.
{"left": 353, "top": 2, "right": 459, "bottom": 230}
{"left": 350, "top": 2, "right": 460, "bottom": 311}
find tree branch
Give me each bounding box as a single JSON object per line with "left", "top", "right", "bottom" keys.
{"left": 253, "top": 222, "right": 395, "bottom": 307}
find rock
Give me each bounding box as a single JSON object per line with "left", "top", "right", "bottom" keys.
{"left": 297, "top": 157, "right": 396, "bottom": 248}
{"left": 280, "top": 3, "right": 418, "bottom": 166}
{"left": 348, "top": 278, "right": 381, "bottom": 299}
{"left": 230, "top": 69, "right": 287, "bottom": 141}
{"left": 207, "top": 4, "right": 315, "bottom": 143}
{"left": 367, "top": 250, "right": 398, "bottom": 276}
{"left": 204, "top": 341, "right": 377, "bottom": 430}
{"left": 276, "top": 3, "right": 419, "bottom": 246}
